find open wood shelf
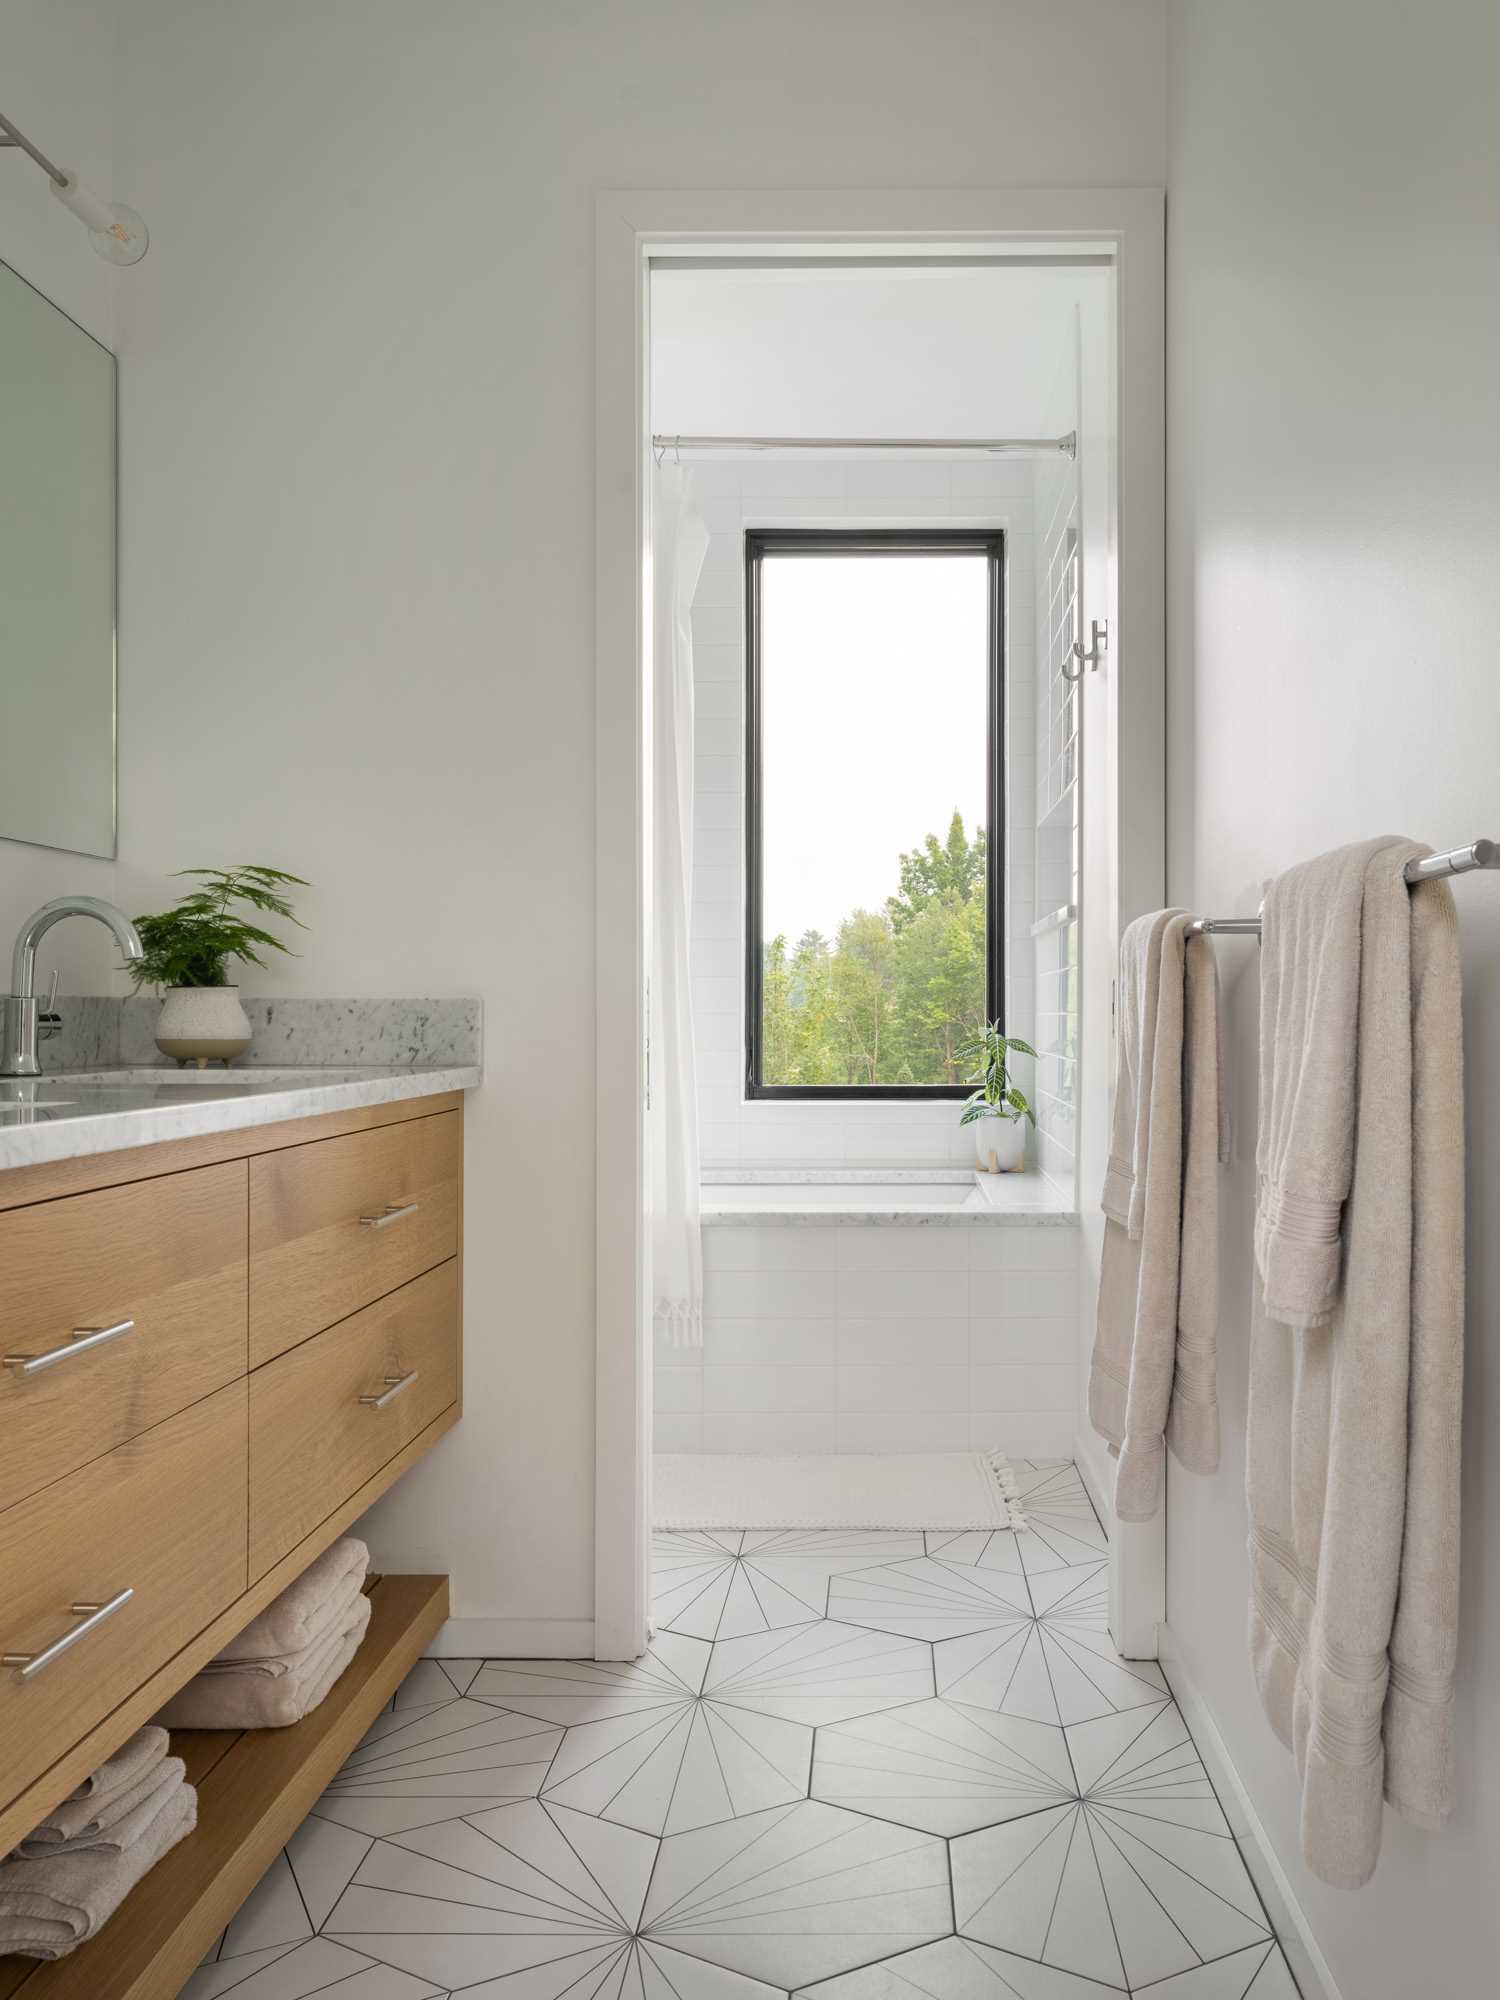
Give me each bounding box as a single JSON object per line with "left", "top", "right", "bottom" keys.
{"left": 0, "top": 1572, "right": 448, "bottom": 2000}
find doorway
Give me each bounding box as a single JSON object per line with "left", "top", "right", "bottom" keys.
{"left": 594, "top": 191, "right": 1164, "bottom": 1664}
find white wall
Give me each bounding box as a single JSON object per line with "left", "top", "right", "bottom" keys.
{"left": 20, "top": 0, "right": 1169, "bottom": 1646}
{"left": 1166, "top": 2, "right": 1500, "bottom": 1989}
{"left": 0, "top": 0, "right": 122, "bottom": 980}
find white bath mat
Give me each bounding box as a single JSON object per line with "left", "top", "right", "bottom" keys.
{"left": 653, "top": 1449, "right": 1025, "bottom": 1532}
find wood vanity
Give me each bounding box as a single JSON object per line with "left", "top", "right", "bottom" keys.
{"left": 0, "top": 1085, "right": 465, "bottom": 1997}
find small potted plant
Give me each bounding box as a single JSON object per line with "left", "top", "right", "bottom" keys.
{"left": 959, "top": 1021, "right": 1037, "bottom": 1172}
{"left": 130, "top": 865, "right": 309, "bottom": 1066}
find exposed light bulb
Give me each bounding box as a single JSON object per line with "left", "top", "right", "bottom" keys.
{"left": 49, "top": 169, "right": 149, "bottom": 266}
{"left": 87, "top": 204, "right": 148, "bottom": 265}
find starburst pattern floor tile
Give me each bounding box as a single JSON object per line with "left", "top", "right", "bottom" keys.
{"left": 935, "top": 1563, "right": 1168, "bottom": 1727}
{"left": 923, "top": 1530, "right": 1026, "bottom": 1575}
{"left": 312, "top": 1694, "right": 564, "bottom": 1835}
{"left": 1010, "top": 1466, "right": 1110, "bottom": 1571}
{"left": 471, "top": 1634, "right": 811, "bottom": 1833}
{"left": 185, "top": 1462, "right": 1300, "bottom": 2000}
{"left": 827, "top": 1559, "right": 1034, "bottom": 1641}
{"left": 703, "top": 1617, "right": 936, "bottom": 1721}
{"left": 641, "top": 1799, "right": 953, "bottom": 1988}
{"left": 794, "top": 1933, "right": 1126, "bottom": 1999}
{"left": 653, "top": 1530, "right": 924, "bottom": 1639}
{"left": 184, "top": 1934, "right": 442, "bottom": 1998}
{"left": 951, "top": 1728, "right": 1272, "bottom": 1996}
{"left": 811, "top": 1698, "right": 1078, "bottom": 1834}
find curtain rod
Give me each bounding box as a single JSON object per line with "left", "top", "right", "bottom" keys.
{"left": 1187, "top": 839, "right": 1499, "bottom": 938}
{"left": 651, "top": 431, "right": 1077, "bottom": 459}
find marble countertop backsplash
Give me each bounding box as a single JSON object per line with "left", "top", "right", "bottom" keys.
{"left": 40, "top": 995, "right": 482, "bottom": 1073}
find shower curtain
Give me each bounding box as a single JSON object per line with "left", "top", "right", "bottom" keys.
{"left": 650, "top": 464, "right": 710, "bottom": 1346}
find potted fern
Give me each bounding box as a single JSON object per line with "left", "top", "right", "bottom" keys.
{"left": 129, "top": 865, "right": 309, "bottom": 1065}
{"left": 959, "top": 1021, "right": 1037, "bottom": 1172}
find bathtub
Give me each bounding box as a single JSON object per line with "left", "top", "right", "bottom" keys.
{"left": 660, "top": 1167, "right": 1081, "bottom": 1460}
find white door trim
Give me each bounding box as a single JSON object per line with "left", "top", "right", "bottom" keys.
{"left": 594, "top": 187, "right": 1166, "bottom": 1662}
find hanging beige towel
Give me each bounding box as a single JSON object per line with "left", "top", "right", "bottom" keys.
{"left": 1090, "top": 913, "right": 1227, "bottom": 1518}
{"left": 1255, "top": 835, "right": 1409, "bottom": 1325}
{"left": 13, "top": 1757, "right": 185, "bottom": 1859}
{"left": 153, "top": 1588, "right": 371, "bottom": 1730}
{"left": 1100, "top": 910, "right": 1176, "bottom": 1237}
{"left": 212, "top": 1537, "right": 368, "bottom": 1663}
{"left": 0, "top": 1779, "right": 196, "bottom": 1959}
{"left": 1248, "top": 839, "right": 1464, "bottom": 1888}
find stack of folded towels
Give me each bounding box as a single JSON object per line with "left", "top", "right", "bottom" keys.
{"left": 155, "top": 1538, "right": 371, "bottom": 1730}
{"left": 0, "top": 1727, "right": 196, "bottom": 1959}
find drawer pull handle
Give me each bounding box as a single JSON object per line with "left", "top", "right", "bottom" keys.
{"left": 3, "top": 1588, "right": 134, "bottom": 1681}
{"left": 360, "top": 1201, "right": 419, "bottom": 1229}
{"left": 360, "top": 1368, "right": 419, "bottom": 1410}
{"left": 4, "top": 1318, "right": 137, "bottom": 1377}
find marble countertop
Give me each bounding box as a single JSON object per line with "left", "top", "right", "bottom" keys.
{"left": 0, "top": 1064, "right": 481, "bottom": 1172}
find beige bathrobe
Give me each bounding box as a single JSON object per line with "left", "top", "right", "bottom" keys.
{"left": 1090, "top": 911, "right": 1226, "bottom": 1519}
{"left": 1249, "top": 838, "right": 1464, "bottom": 1888}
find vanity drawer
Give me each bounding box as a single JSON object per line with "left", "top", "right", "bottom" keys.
{"left": 0, "top": 1379, "right": 247, "bottom": 1814}
{"left": 248, "top": 1109, "right": 459, "bottom": 1367}
{"left": 0, "top": 1161, "right": 248, "bottom": 1513}
{"left": 248, "top": 1258, "right": 458, "bottom": 1577}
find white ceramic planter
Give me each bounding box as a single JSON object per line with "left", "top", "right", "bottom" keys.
{"left": 155, "top": 985, "right": 252, "bottom": 1066}
{"left": 973, "top": 1112, "right": 1027, "bottom": 1173}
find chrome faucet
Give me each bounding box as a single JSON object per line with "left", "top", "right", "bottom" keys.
{"left": 2, "top": 897, "right": 145, "bottom": 1077}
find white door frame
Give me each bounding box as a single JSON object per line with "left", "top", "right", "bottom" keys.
{"left": 594, "top": 187, "right": 1165, "bottom": 1662}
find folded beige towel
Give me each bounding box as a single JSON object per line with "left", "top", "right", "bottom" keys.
{"left": 62, "top": 1726, "right": 168, "bottom": 1806}
{"left": 1248, "top": 840, "right": 1465, "bottom": 1888}
{"left": 1254, "top": 834, "right": 1410, "bottom": 1326}
{"left": 200, "top": 1568, "right": 365, "bottom": 1677}
{"left": 153, "top": 1590, "right": 370, "bottom": 1730}
{"left": 14, "top": 1757, "right": 186, "bottom": 1859}
{"left": 0, "top": 1779, "right": 196, "bottom": 1959}
{"left": 1090, "top": 914, "right": 1227, "bottom": 1517}
{"left": 214, "top": 1537, "right": 369, "bottom": 1663}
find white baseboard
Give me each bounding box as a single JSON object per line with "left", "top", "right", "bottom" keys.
{"left": 429, "top": 1617, "right": 595, "bottom": 1659}
{"left": 1158, "top": 1622, "right": 1343, "bottom": 2000}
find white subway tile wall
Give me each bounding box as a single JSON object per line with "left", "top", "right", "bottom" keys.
{"left": 687, "top": 457, "right": 1040, "bottom": 1169}
{"left": 657, "top": 1221, "right": 1079, "bottom": 1461}
{"left": 1032, "top": 437, "right": 1081, "bottom": 1192}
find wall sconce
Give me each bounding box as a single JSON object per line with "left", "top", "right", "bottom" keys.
{"left": 0, "top": 108, "right": 148, "bottom": 265}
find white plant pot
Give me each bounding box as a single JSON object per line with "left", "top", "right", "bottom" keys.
{"left": 155, "top": 986, "right": 252, "bottom": 1066}
{"left": 973, "top": 1113, "right": 1027, "bottom": 1173}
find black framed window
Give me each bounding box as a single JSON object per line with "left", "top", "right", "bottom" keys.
{"left": 745, "top": 528, "right": 1005, "bottom": 1100}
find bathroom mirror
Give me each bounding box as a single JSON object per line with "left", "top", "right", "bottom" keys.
{"left": 0, "top": 256, "right": 116, "bottom": 858}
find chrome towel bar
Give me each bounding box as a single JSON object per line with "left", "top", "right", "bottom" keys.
{"left": 1186, "top": 839, "right": 1499, "bottom": 938}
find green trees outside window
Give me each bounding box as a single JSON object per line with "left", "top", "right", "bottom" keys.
{"left": 760, "top": 810, "right": 991, "bottom": 1088}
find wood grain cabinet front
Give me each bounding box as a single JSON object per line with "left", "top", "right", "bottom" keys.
{"left": 248, "top": 1258, "right": 459, "bottom": 1578}
{"left": 0, "top": 1380, "right": 248, "bottom": 1812}
{"left": 0, "top": 1161, "right": 248, "bottom": 1514}
{"left": 0, "top": 1091, "right": 464, "bottom": 1873}
{"left": 248, "top": 1110, "right": 459, "bottom": 1367}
